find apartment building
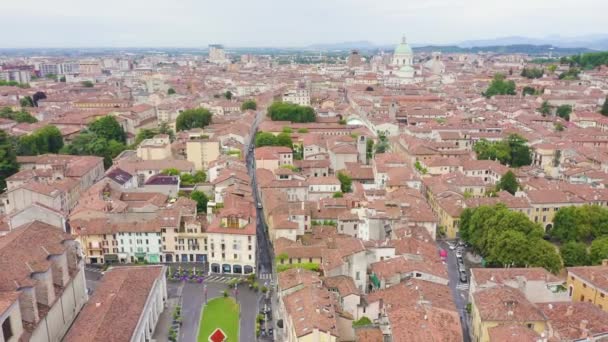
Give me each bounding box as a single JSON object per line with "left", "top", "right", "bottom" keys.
{"left": 567, "top": 264, "right": 608, "bottom": 312}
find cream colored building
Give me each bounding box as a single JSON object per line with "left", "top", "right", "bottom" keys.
{"left": 186, "top": 138, "right": 221, "bottom": 171}
{"left": 137, "top": 135, "right": 173, "bottom": 161}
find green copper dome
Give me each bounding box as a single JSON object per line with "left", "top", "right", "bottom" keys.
{"left": 394, "top": 36, "right": 413, "bottom": 55}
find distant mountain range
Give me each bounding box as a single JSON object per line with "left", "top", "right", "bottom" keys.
{"left": 458, "top": 34, "right": 608, "bottom": 50}
{"left": 304, "top": 35, "right": 608, "bottom": 54}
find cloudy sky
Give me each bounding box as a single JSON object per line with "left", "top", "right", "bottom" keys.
{"left": 1, "top": 0, "right": 606, "bottom": 47}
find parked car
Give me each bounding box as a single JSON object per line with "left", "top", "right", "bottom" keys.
{"left": 456, "top": 250, "right": 463, "bottom": 258}
{"left": 459, "top": 271, "right": 468, "bottom": 283}
{"left": 268, "top": 328, "right": 274, "bottom": 336}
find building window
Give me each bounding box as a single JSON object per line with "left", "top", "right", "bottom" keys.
{"left": 2, "top": 318, "right": 12, "bottom": 341}
{"left": 526, "top": 323, "right": 534, "bottom": 329}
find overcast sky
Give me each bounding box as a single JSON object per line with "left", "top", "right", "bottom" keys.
{"left": 1, "top": 0, "right": 607, "bottom": 47}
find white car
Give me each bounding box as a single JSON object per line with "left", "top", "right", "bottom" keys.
{"left": 456, "top": 251, "right": 463, "bottom": 258}
{"left": 448, "top": 243, "right": 456, "bottom": 250}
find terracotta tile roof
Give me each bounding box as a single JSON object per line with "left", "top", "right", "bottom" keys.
{"left": 277, "top": 268, "right": 321, "bottom": 292}
{"left": 538, "top": 301, "right": 608, "bottom": 341}
{"left": 322, "top": 275, "right": 360, "bottom": 297}
{"left": 283, "top": 284, "right": 339, "bottom": 338}
{"left": 355, "top": 327, "right": 383, "bottom": 342}
{"left": 63, "top": 266, "right": 165, "bottom": 342}
{"left": 387, "top": 304, "right": 462, "bottom": 342}
{"left": 473, "top": 286, "right": 546, "bottom": 323}
{"left": 487, "top": 324, "right": 540, "bottom": 342}
{"left": 0, "top": 221, "right": 73, "bottom": 291}
{"left": 567, "top": 265, "right": 608, "bottom": 292}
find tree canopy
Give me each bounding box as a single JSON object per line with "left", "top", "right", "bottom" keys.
{"left": 16, "top": 125, "right": 64, "bottom": 156}
{"left": 556, "top": 105, "right": 572, "bottom": 121}
{"left": 255, "top": 131, "right": 293, "bottom": 148}
{"left": 560, "top": 241, "right": 590, "bottom": 267}
{"left": 267, "top": 102, "right": 316, "bottom": 123}
{"left": 550, "top": 205, "right": 608, "bottom": 243}
{"left": 473, "top": 134, "right": 532, "bottom": 167}
{"left": 241, "top": 100, "right": 257, "bottom": 111}
{"left": 496, "top": 170, "right": 519, "bottom": 195}
{"left": 175, "top": 108, "right": 213, "bottom": 131}
{"left": 0, "top": 129, "right": 19, "bottom": 190}
{"left": 134, "top": 122, "right": 175, "bottom": 145}
{"left": 89, "top": 116, "right": 126, "bottom": 143}
{"left": 538, "top": 100, "right": 551, "bottom": 116}
{"left": 81, "top": 80, "right": 94, "bottom": 87}
{"left": 61, "top": 116, "right": 127, "bottom": 168}
{"left": 190, "top": 190, "right": 209, "bottom": 213}
{"left": 0, "top": 107, "right": 37, "bottom": 123}
{"left": 601, "top": 96, "right": 608, "bottom": 116}
{"left": 459, "top": 204, "right": 561, "bottom": 273}
{"left": 337, "top": 171, "right": 352, "bottom": 193}
{"left": 167, "top": 88, "right": 176, "bottom": 95}
{"left": 590, "top": 237, "right": 608, "bottom": 265}
{"left": 521, "top": 67, "right": 544, "bottom": 79}
{"left": 483, "top": 73, "right": 516, "bottom": 97}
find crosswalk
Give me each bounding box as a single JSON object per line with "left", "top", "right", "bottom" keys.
{"left": 456, "top": 283, "right": 470, "bottom": 291}
{"left": 85, "top": 266, "right": 104, "bottom": 274}
{"left": 259, "top": 273, "right": 272, "bottom": 280}
{"left": 205, "top": 275, "right": 237, "bottom": 283}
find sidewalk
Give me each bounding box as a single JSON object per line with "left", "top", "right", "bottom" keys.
{"left": 152, "top": 297, "right": 178, "bottom": 341}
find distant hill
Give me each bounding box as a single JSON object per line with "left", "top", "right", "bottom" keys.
{"left": 413, "top": 44, "right": 593, "bottom": 55}
{"left": 458, "top": 35, "right": 608, "bottom": 50}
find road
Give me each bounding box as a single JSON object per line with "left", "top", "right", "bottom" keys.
{"left": 439, "top": 241, "right": 472, "bottom": 342}
{"left": 246, "top": 110, "right": 274, "bottom": 277}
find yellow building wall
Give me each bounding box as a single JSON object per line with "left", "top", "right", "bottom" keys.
{"left": 567, "top": 274, "right": 608, "bottom": 312}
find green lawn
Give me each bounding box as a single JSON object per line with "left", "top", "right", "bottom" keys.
{"left": 197, "top": 297, "right": 239, "bottom": 342}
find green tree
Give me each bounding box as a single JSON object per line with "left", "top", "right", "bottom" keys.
{"left": 483, "top": 73, "right": 516, "bottom": 97}
{"left": 255, "top": 132, "right": 278, "bottom": 147}
{"left": 560, "top": 241, "right": 590, "bottom": 266}
{"left": 15, "top": 125, "right": 63, "bottom": 156}
{"left": 241, "top": 100, "right": 257, "bottom": 111}
{"left": 89, "top": 116, "right": 126, "bottom": 143}
{"left": 521, "top": 67, "right": 544, "bottom": 79}
{"left": 590, "top": 236, "right": 608, "bottom": 265}
{"left": 558, "top": 68, "right": 580, "bottom": 80}
{"left": 601, "top": 96, "right": 608, "bottom": 116}
{"left": 0, "top": 107, "right": 37, "bottom": 123}
{"left": 474, "top": 134, "right": 531, "bottom": 167}
{"left": 366, "top": 139, "right": 374, "bottom": 161}
{"left": 190, "top": 190, "right": 209, "bottom": 213}
{"left": 551, "top": 205, "right": 608, "bottom": 243}
{"left": 0, "top": 129, "right": 19, "bottom": 189}
{"left": 538, "top": 100, "right": 551, "bottom": 116}
{"left": 332, "top": 192, "right": 343, "bottom": 198}
{"left": 496, "top": 170, "right": 519, "bottom": 195}
{"left": 20, "top": 96, "right": 34, "bottom": 107}
{"left": 267, "top": 102, "right": 316, "bottom": 123}
{"left": 135, "top": 128, "right": 157, "bottom": 145}
{"left": 337, "top": 171, "right": 352, "bottom": 193}
{"left": 554, "top": 122, "right": 565, "bottom": 132}
{"left": 507, "top": 134, "right": 532, "bottom": 167}
{"left": 224, "top": 91, "right": 233, "bottom": 100}
{"left": 81, "top": 80, "right": 94, "bottom": 87}
{"left": 547, "top": 64, "right": 557, "bottom": 74}
{"left": 352, "top": 317, "right": 372, "bottom": 327}
{"left": 276, "top": 132, "right": 293, "bottom": 148}
{"left": 162, "top": 168, "right": 180, "bottom": 176}
{"left": 522, "top": 86, "right": 536, "bottom": 96}
{"left": 175, "top": 108, "right": 213, "bottom": 131}
{"left": 167, "top": 88, "right": 176, "bottom": 95}
{"left": 556, "top": 105, "right": 572, "bottom": 121}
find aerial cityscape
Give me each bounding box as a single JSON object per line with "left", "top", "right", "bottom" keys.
{"left": 2, "top": 1, "right": 608, "bottom": 342}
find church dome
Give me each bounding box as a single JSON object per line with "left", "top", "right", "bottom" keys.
{"left": 394, "top": 36, "right": 413, "bottom": 56}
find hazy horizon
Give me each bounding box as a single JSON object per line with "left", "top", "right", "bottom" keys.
{"left": 1, "top": 0, "right": 607, "bottom": 48}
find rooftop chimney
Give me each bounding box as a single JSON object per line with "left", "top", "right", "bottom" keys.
{"left": 566, "top": 305, "right": 574, "bottom": 316}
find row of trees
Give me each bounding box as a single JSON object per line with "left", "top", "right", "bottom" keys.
{"left": 0, "top": 130, "right": 19, "bottom": 189}
{"left": 254, "top": 131, "right": 293, "bottom": 148}
{"left": 267, "top": 102, "right": 316, "bottom": 123}
{"left": 241, "top": 100, "right": 257, "bottom": 111}
{"left": 564, "top": 52, "right": 608, "bottom": 70}
{"left": 0, "top": 107, "right": 37, "bottom": 123}
{"left": 473, "top": 134, "right": 532, "bottom": 167}
{"left": 0, "top": 80, "right": 29, "bottom": 88}
{"left": 16, "top": 125, "right": 63, "bottom": 156}
{"left": 520, "top": 67, "right": 544, "bottom": 79}
{"left": 459, "top": 204, "right": 562, "bottom": 273}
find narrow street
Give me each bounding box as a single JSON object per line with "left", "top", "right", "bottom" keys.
{"left": 439, "top": 241, "right": 472, "bottom": 342}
